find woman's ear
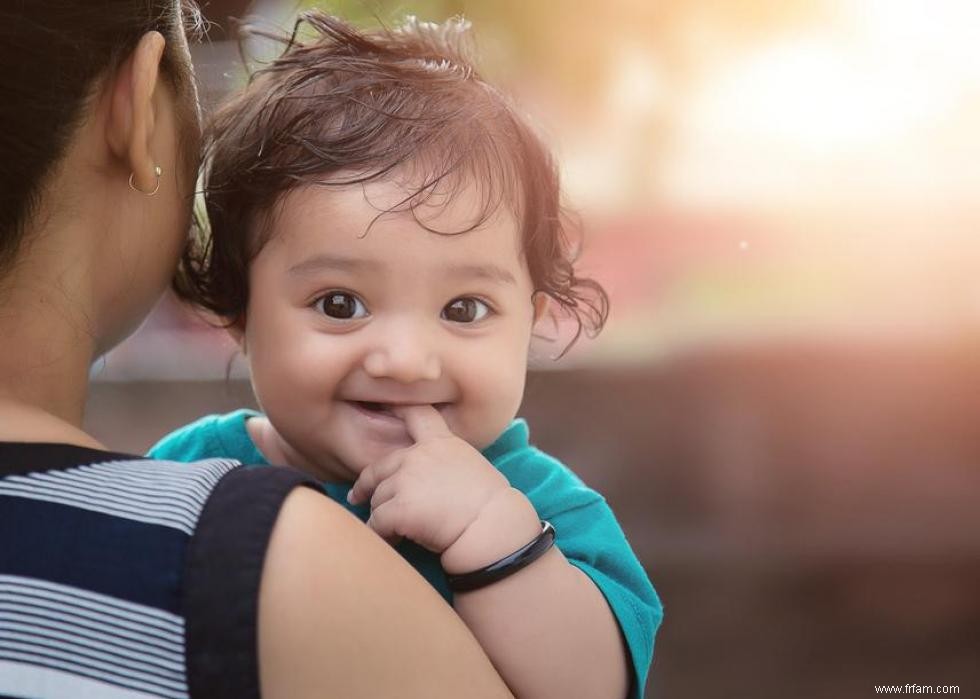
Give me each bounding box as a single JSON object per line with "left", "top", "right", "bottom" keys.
{"left": 105, "top": 31, "right": 166, "bottom": 191}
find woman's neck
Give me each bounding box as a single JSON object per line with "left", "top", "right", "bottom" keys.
{"left": 0, "top": 398, "right": 103, "bottom": 448}
{"left": 0, "top": 268, "right": 99, "bottom": 446}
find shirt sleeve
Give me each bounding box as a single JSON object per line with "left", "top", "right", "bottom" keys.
{"left": 495, "top": 444, "right": 663, "bottom": 699}
{"left": 183, "top": 463, "right": 320, "bottom": 699}
{"left": 147, "top": 415, "right": 223, "bottom": 462}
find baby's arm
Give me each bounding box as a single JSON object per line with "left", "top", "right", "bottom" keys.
{"left": 441, "top": 487, "right": 631, "bottom": 699}
{"left": 348, "top": 406, "right": 639, "bottom": 699}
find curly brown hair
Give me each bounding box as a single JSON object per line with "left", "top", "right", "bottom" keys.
{"left": 177, "top": 10, "right": 608, "bottom": 350}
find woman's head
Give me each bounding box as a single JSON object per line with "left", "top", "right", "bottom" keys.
{"left": 180, "top": 11, "right": 608, "bottom": 349}
{"left": 0, "top": 0, "right": 202, "bottom": 269}
{"left": 0, "top": 0, "right": 204, "bottom": 351}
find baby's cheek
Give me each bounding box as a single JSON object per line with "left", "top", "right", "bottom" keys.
{"left": 465, "top": 367, "right": 527, "bottom": 449}
{"left": 247, "top": 357, "right": 288, "bottom": 410}
{"left": 248, "top": 349, "right": 315, "bottom": 428}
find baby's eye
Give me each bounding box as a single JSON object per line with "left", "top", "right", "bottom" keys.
{"left": 442, "top": 297, "right": 491, "bottom": 323}
{"left": 315, "top": 292, "right": 368, "bottom": 320}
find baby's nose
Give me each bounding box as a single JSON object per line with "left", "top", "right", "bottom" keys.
{"left": 362, "top": 326, "right": 441, "bottom": 383}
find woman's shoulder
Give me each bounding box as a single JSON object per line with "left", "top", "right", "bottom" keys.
{"left": 256, "top": 487, "right": 515, "bottom": 699}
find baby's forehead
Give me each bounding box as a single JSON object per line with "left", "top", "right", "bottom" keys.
{"left": 274, "top": 171, "right": 519, "bottom": 235}
{"left": 266, "top": 178, "right": 525, "bottom": 265}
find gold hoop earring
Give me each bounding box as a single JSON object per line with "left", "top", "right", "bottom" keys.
{"left": 129, "top": 165, "right": 163, "bottom": 196}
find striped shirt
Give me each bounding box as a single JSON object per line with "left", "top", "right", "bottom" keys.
{"left": 0, "top": 442, "right": 314, "bottom": 699}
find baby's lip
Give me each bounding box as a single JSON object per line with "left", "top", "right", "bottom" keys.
{"left": 344, "top": 399, "right": 452, "bottom": 414}
{"left": 344, "top": 398, "right": 451, "bottom": 407}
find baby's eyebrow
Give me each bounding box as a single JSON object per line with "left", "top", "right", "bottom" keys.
{"left": 287, "top": 254, "right": 381, "bottom": 276}
{"left": 287, "top": 255, "right": 516, "bottom": 285}
{"left": 444, "top": 263, "right": 516, "bottom": 285}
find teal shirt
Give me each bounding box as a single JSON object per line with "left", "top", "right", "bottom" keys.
{"left": 149, "top": 409, "right": 662, "bottom": 697}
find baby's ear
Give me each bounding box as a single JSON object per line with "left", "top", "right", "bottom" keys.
{"left": 531, "top": 291, "right": 550, "bottom": 324}
{"left": 225, "top": 315, "right": 247, "bottom": 353}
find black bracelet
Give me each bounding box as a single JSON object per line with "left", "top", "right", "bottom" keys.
{"left": 446, "top": 521, "right": 556, "bottom": 593}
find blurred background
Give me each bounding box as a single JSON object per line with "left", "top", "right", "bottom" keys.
{"left": 86, "top": 1, "right": 980, "bottom": 696}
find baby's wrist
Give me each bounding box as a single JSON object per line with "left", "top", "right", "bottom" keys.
{"left": 440, "top": 487, "right": 540, "bottom": 575}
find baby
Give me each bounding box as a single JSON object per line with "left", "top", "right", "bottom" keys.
{"left": 151, "top": 12, "right": 661, "bottom": 698}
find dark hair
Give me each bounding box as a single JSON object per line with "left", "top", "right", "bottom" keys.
{"left": 0, "top": 0, "right": 203, "bottom": 273}
{"left": 180, "top": 11, "right": 608, "bottom": 349}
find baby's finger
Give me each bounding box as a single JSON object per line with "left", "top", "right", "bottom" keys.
{"left": 365, "top": 499, "right": 404, "bottom": 548}
{"left": 393, "top": 404, "right": 452, "bottom": 443}
{"left": 369, "top": 475, "right": 399, "bottom": 510}
{"left": 348, "top": 450, "right": 403, "bottom": 505}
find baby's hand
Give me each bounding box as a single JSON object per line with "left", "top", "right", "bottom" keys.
{"left": 347, "top": 405, "right": 513, "bottom": 555}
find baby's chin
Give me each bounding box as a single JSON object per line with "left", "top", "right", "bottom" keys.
{"left": 335, "top": 433, "right": 486, "bottom": 480}
{"left": 333, "top": 443, "right": 408, "bottom": 480}
{"left": 286, "top": 440, "right": 372, "bottom": 484}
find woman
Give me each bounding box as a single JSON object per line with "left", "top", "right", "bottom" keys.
{"left": 0, "top": 2, "right": 512, "bottom": 698}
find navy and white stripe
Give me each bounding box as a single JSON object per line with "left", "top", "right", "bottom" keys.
{"left": 0, "top": 442, "right": 314, "bottom": 699}
{"left": 0, "top": 458, "right": 238, "bottom": 535}
{"left": 0, "top": 576, "right": 187, "bottom": 699}
{"left": 0, "top": 659, "right": 164, "bottom": 699}
{"left": 0, "top": 448, "right": 238, "bottom": 699}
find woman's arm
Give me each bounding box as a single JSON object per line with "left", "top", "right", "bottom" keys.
{"left": 258, "top": 487, "right": 514, "bottom": 699}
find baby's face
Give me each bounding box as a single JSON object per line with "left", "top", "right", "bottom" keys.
{"left": 241, "top": 178, "right": 540, "bottom": 481}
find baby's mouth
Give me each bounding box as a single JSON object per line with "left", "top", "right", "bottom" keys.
{"left": 351, "top": 401, "right": 450, "bottom": 417}
{"left": 355, "top": 401, "right": 395, "bottom": 416}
